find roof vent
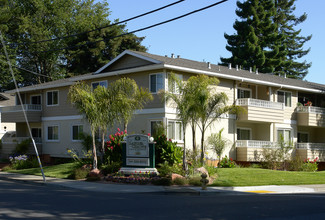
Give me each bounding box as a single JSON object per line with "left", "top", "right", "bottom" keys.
{"left": 171, "top": 53, "right": 175, "bottom": 58}
{"left": 284, "top": 73, "right": 287, "bottom": 78}
{"left": 249, "top": 67, "right": 252, "bottom": 73}
{"left": 236, "top": 65, "right": 239, "bottom": 71}
{"left": 256, "top": 68, "right": 258, "bottom": 75}
{"left": 228, "top": 63, "right": 232, "bottom": 69}
{"left": 177, "top": 55, "right": 180, "bottom": 58}
{"left": 218, "top": 66, "right": 221, "bottom": 72}
{"left": 207, "top": 62, "right": 211, "bottom": 69}
{"left": 165, "top": 55, "right": 168, "bottom": 57}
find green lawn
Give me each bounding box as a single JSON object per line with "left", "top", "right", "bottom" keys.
{"left": 4, "top": 164, "right": 325, "bottom": 186}
{"left": 6, "top": 162, "right": 76, "bottom": 179}
{"left": 212, "top": 168, "right": 325, "bottom": 186}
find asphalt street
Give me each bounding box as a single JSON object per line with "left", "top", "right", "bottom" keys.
{"left": 1, "top": 179, "right": 325, "bottom": 220}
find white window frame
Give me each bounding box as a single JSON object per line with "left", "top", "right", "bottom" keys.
{"left": 46, "top": 125, "right": 60, "bottom": 142}
{"left": 277, "top": 128, "right": 292, "bottom": 143}
{"left": 167, "top": 120, "right": 183, "bottom": 142}
{"left": 149, "top": 73, "right": 165, "bottom": 94}
{"left": 30, "top": 94, "right": 42, "bottom": 105}
{"left": 237, "top": 87, "right": 252, "bottom": 99}
{"left": 237, "top": 127, "right": 252, "bottom": 140}
{"left": 91, "top": 80, "right": 108, "bottom": 90}
{"left": 72, "top": 124, "right": 83, "bottom": 142}
{"left": 277, "top": 90, "right": 292, "bottom": 107}
{"left": 168, "top": 73, "right": 183, "bottom": 94}
{"left": 46, "top": 90, "right": 59, "bottom": 106}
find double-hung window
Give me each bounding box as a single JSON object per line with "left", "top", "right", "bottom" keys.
{"left": 277, "top": 129, "right": 291, "bottom": 144}
{"left": 47, "top": 125, "right": 59, "bottom": 141}
{"left": 277, "top": 91, "right": 291, "bottom": 107}
{"left": 237, "top": 88, "right": 251, "bottom": 99}
{"left": 237, "top": 128, "right": 251, "bottom": 140}
{"left": 47, "top": 91, "right": 58, "bottom": 106}
{"left": 168, "top": 121, "right": 182, "bottom": 141}
{"left": 150, "top": 73, "right": 164, "bottom": 93}
{"left": 72, "top": 125, "right": 83, "bottom": 141}
{"left": 168, "top": 74, "right": 183, "bottom": 94}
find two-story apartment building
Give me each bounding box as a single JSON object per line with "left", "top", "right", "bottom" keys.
{"left": 0, "top": 93, "right": 16, "bottom": 138}
{"left": 1, "top": 50, "right": 325, "bottom": 162}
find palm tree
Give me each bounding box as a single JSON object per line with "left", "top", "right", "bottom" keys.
{"left": 111, "top": 78, "right": 153, "bottom": 131}
{"left": 68, "top": 82, "right": 100, "bottom": 170}
{"left": 161, "top": 73, "right": 193, "bottom": 170}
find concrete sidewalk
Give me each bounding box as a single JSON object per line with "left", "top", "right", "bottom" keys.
{"left": 0, "top": 172, "right": 324, "bottom": 195}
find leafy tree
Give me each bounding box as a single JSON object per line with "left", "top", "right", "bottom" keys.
{"left": 2, "top": 0, "right": 146, "bottom": 90}
{"left": 221, "top": 0, "right": 310, "bottom": 79}
{"left": 111, "top": 78, "right": 153, "bottom": 131}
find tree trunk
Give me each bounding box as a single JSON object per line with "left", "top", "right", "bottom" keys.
{"left": 101, "top": 131, "right": 105, "bottom": 164}
{"left": 200, "top": 129, "right": 205, "bottom": 164}
{"left": 182, "top": 125, "right": 187, "bottom": 171}
{"left": 191, "top": 124, "right": 196, "bottom": 152}
{"left": 124, "top": 122, "right": 128, "bottom": 133}
{"left": 92, "top": 129, "right": 98, "bottom": 170}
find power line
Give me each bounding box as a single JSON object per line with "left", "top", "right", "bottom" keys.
{"left": 14, "top": 66, "right": 53, "bottom": 79}
{"left": 0, "top": 30, "right": 46, "bottom": 183}
{"left": 7, "top": 0, "right": 185, "bottom": 46}
{"left": 35, "top": 0, "right": 229, "bottom": 53}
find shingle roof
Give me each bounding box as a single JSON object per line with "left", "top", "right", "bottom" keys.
{"left": 6, "top": 50, "right": 325, "bottom": 93}
{"left": 130, "top": 50, "right": 325, "bottom": 92}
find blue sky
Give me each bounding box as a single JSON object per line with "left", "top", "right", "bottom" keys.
{"left": 108, "top": 0, "right": 325, "bottom": 84}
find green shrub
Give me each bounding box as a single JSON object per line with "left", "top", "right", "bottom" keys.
{"left": 288, "top": 155, "right": 304, "bottom": 171}
{"left": 105, "top": 128, "right": 126, "bottom": 164}
{"left": 173, "top": 177, "right": 187, "bottom": 185}
{"left": 302, "top": 158, "right": 318, "bottom": 172}
{"left": 69, "top": 167, "right": 90, "bottom": 180}
{"left": 9, "top": 155, "right": 39, "bottom": 170}
{"left": 13, "top": 139, "right": 31, "bottom": 155}
{"left": 188, "top": 176, "right": 202, "bottom": 186}
{"left": 157, "top": 162, "right": 185, "bottom": 177}
{"left": 204, "top": 165, "right": 218, "bottom": 176}
{"left": 151, "top": 177, "right": 172, "bottom": 186}
{"left": 154, "top": 134, "right": 183, "bottom": 166}
{"left": 100, "top": 162, "right": 122, "bottom": 175}
{"left": 219, "top": 156, "right": 236, "bottom": 168}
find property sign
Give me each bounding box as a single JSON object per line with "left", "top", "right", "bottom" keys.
{"left": 122, "top": 134, "right": 155, "bottom": 168}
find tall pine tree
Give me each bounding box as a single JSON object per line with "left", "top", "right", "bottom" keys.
{"left": 221, "top": 0, "right": 310, "bottom": 79}
{"left": 273, "top": 0, "right": 311, "bottom": 79}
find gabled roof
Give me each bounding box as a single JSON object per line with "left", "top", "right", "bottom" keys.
{"left": 6, "top": 50, "right": 325, "bottom": 94}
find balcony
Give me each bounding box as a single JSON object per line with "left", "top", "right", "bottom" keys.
{"left": 0, "top": 104, "right": 42, "bottom": 123}
{"left": 296, "top": 143, "right": 325, "bottom": 162}
{"left": 236, "top": 98, "right": 284, "bottom": 123}
{"left": 236, "top": 140, "right": 277, "bottom": 162}
{"left": 296, "top": 106, "right": 325, "bottom": 127}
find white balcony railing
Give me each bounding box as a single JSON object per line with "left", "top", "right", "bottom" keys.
{"left": 296, "top": 143, "right": 325, "bottom": 150}
{"left": 236, "top": 98, "right": 284, "bottom": 110}
{"left": 0, "top": 104, "right": 42, "bottom": 112}
{"left": 1, "top": 137, "right": 42, "bottom": 144}
{"left": 296, "top": 106, "right": 325, "bottom": 114}
{"left": 236, "top": 140, "right": 278, "bottom": 148}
